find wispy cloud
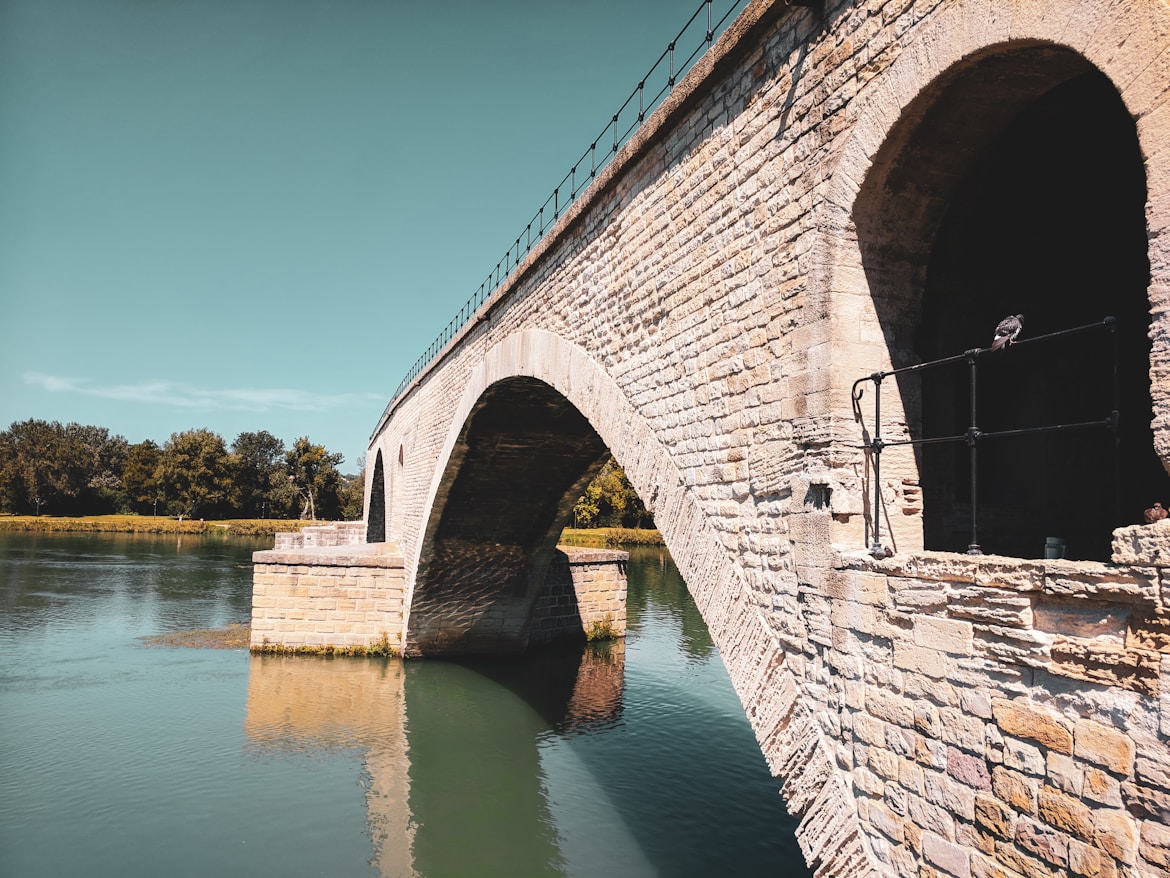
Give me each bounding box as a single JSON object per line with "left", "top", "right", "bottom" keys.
{"left": 23, "top": 372, "right": 384, "bottom": 413}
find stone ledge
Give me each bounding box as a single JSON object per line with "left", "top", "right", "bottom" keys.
{"left": 558, "top": 546, "right": 630, "bottom": 564}
{"left": 253, "top": 542, "right": 405, "bottom": 568}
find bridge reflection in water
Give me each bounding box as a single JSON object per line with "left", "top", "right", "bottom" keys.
{"left": 243, "top": 640, "right": 627, "bottom": 876}
{"left": 243, "top": 548, "right": 803, "bottom": 876}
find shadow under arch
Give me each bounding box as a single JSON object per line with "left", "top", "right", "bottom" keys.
{"left": 851, "top": 42, "right": 1158, "bottom": 560}
{"left": 366, "top": 449, "right": 386, "bottom": 544}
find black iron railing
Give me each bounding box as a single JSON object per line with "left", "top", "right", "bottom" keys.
{"left": 374, "top": 0, "right": 763, "bottom": 433}
{"left": 851, "top": 317, "right": 1120, "bottom": 558}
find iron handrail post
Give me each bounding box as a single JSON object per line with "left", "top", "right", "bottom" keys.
{"left": 869, "top": 372, "right": 888, "bottom": 558}
{"left": 965, "top": 349, "right": 982, "bottom": 555}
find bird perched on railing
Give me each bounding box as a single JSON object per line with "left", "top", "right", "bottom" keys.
{"left": 1144, "top": 502, "right": 1168, "bottom": 523}
{"left": 991, "top": 314, "right": 1024, "bottom": 350}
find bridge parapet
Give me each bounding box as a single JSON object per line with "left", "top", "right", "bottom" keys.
{"left": 816, "top": 534, "right": 1170, "bottom": 876}
{"left": 273, "top": 521, "right": 366, "bottom": 550}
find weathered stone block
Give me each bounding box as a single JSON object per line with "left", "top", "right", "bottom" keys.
{"left": 1128, "top": 610, "right": 1170, "bottom": 653}
{"left": 1073, "top": 719, "right": 1135, "bottom": 778}
{"left": 1093, "top": 809, "right": 1139, "bottom": 865}
{"left": 1050, "top": 638, "right": 1161, "bottom": 698}
{"left": 923, "top": 830, "right": 971, "bottom": 878}
{"left": 1047, "top": 750, "right": 1086, "bottom": 797}
{"left": 993, "top": 698, "right": 1073, "bottom": 754}
{"left": 974, "top": 795, "right": 1014, "bottom": 840}
{"left": 1111, "top": 519, "right": 1170, "bottom": 566}
{"left": 924, "top": 768, "right": 975, "bottom": 821}
{"left": 1002, "top": 737, "right": 1045, "bottom": 776}
{"left": 1014, "top": 816, "right": 1070, "bottom": 869}
{"left": 1122, "top": 780, "right": 1170, "bottom": 822}
{"left": 992, "top": 765, "right": 1037, "bottom": 815}
{"left": 1082, "top": 766, "right": 1122, "bottom": 808}
{"left": 970, "top": 849, "right": 1028, "bottom": 878}
{"left": 894, "top": 640, "right": 946, "bottom": 678}
{"left": 1037, "top": 784, "right": 1095, "bottom": 842}
{"left": 1066, "top": 838, "right": 1116, "bottom": 878}
{"left": 947, "top": 746, "right": 991, "bottom": 791}
{"left": 914, "top": 614, "right": 974, "bottom": 655}
{"left": 1141, "top": 820, "right": 1170, "bottom": 870}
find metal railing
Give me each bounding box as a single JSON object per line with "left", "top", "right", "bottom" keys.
{"left": 375, "top": 0, "right": 757, "bottom": 433}
{"left": 851, "top": 317, "right": 1120, "bottom": 558}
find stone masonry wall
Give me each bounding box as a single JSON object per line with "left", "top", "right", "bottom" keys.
{"left": 251, "top": 539, "right": 408, "bottom": 652}
{"left": 364, "top": 1, "right": 1170, "bottom": 874}
{"left": 816, "top": 521, "right": 1170, "bottom": 878}
{"left": 529, "top": 547, "right": 629, "bottom": 645}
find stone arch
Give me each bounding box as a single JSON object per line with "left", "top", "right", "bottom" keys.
{"left": 815, "top": 0, "right": 1170, "bottom": 559}
{"left": 366, "top": 449, "right": 386, "bottom": 543}
{"left": 400, "top": 328, "right": 872, "bottom": 873}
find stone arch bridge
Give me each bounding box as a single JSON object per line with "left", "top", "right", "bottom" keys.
{"left": 252, "top": 1, "right": 1170, "bottom": 874}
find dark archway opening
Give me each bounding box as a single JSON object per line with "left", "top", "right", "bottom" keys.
{"left": 854, "top": 45, "right": 1160, "bottom": 562}
{"left": 408, "top": 377, "right": 610, "bottom": 656}
{"left": 916, "top": 70, "right": 1158, "bottom": 560}
{"left": 366, "top": 450, "right": 386, "bottom": 543}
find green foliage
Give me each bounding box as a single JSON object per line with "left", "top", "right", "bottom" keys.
{"left": 231, "top": 430, "right": 286, "bottom": 518}
{"left": 285, "top": 436, "right": 344, "bottom": 521}
{"left": 338, "top": 465, "right": 365, "bottom": 522}
{"left": 560, "top": 526, "right": 664, "bottom": 547}
{"left": 0, "top": 419, "right": 127, "bottom": 514}
{"left": 585, "top": 615, "right": 619, "bottom": 641}
{"left": 250, "top": 630, "right": 399, "bottom": 658}
{"left": 0, "top": 515, "right": 328, "bottom": 535}
{"left": 572, "top": 458, "right": 654, "bottom": 529}
{"left": 160, "top": 429, "right": 233, "bottom": 519}
{"left": 0, "top": 419, "right": 358, "bottom": 522}
{"left": 122, "top": 440, "right": 164, "bottom": 515}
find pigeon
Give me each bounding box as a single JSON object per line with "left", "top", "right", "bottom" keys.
{"left": 1144, "top": 502, "right": 1168, "bottom": 524}
{"left": 991, "top": 314, "right": 1023, "bottom": 351}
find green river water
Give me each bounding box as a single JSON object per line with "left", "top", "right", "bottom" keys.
{"left": 0, "top": 532, "right": 809, "bottom": 877}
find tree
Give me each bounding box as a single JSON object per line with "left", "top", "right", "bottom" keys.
{"left": 122, "top": 440, "right": 164, "bottom": 515}
{"left": 572, "top": 458, "right": 653, "bottom": 529}
{"left": 0, "top": 419, "right": 84, "bottom": 514}
{"left": 159, "top": 429, "right": 232, "bottom": 519}
{"left": 65, "top": 423, "right": 129, "bottom": 513}
{"left": 338, "top": 462, "right": 365, "bottom": 522}
{"left": 284, "top": 437, "right": 343, "bottom": 521}
{"left": 231, "top": 430, "right": 286, "bottom": 518}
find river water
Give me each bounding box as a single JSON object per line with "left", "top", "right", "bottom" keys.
{"left": 0, "top": 532, "right": 809, "bottom": 877}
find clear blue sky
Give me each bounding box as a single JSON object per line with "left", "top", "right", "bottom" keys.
{"left": 0, "top": 0, "right": 741, "bottom": 470}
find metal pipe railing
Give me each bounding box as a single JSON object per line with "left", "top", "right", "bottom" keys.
{"left": 851, "top": 316, "right": 1119, "bottom": 558}
{"left": 373, "top": 0, "right": 758, "bottom": 435}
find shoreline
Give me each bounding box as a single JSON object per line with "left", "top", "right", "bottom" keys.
{"left": 0, "top": 515, "right": 327, "bottom": 536}
{"left": 0, "top": 516, "right": 665, "bottom": 546}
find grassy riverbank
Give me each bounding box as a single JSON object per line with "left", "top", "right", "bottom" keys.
{"left": 559, "top": 526, "right": 664, "bottom": 547}
{"left": 0, "top": 515, "right": 328, "bottom": 536}
{"left": 0, "top": 515, "right": 664, "bottom": 546}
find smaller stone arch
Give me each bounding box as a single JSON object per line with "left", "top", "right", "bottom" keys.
{"left": 366, "top": 449, "right": 386, "bottom": 544}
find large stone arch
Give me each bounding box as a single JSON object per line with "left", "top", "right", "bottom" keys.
{"left": 401, "top": 328, "right": 875, "bottom": 874}
{"left": 813, "top": 0, "right": 1170, "bottom": 559}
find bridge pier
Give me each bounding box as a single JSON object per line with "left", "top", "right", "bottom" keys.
{"left": 250, "top": 525, "right": 626, "bottom": 656}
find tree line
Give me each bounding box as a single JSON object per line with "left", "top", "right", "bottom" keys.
{"left": 0, "top": 419, "right": 363, "bottom": 521}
